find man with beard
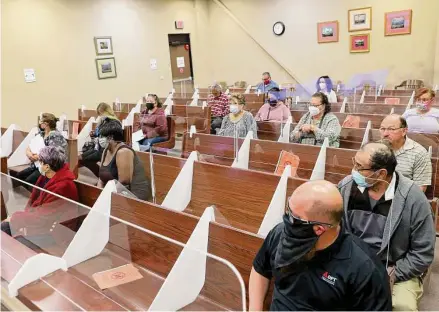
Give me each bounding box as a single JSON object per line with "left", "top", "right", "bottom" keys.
{"left": 249, "top": 180, "right": 392, "bottom": 311}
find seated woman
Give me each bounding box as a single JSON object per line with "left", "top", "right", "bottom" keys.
{"left": 217, "top": 93, "right": 258, "bottom": 139}
{"left": 255, "top": 91, "right": 292, "bottom": 122}
{"left": 316, "top": 75, "right": 337, "bottom": 104}
{"left": 290, "top": 92, "right": 341, "bottom": 147}
{"left": 97, "top": 121, "right": 152, "bottom": 201}
{"left": 16, "top": 113, "right": 67, "bottom": 185}
{"left": 138, "top": 94, "right": 168, "bottom": 151}
{"left": 80, "top": 103, "right": 120, "bottom": 177}
{"left": 402, "top": 88, "right": 438, "bottom": 133}
{"left": 1, "top": 146, "right": 78, "bottom": 237}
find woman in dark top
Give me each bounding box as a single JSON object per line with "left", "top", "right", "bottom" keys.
{"left": 96, "top": 121, "right": 151, "bottom": 201}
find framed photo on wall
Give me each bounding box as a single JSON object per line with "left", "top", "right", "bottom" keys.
{"left": 317, "top": 21, "right": 339, "bottom": 43}
{"left": 350, "top": 34, "right": 370, "bottom": 53}
{"left": 385, "top": 10, "right": 412, "bottom": 36}
{"left": 348, "top": 7, "right": 372, "bottom": 32}
{"left": 96, "top": 57, "right": 117, "bottom": 79}
{"left": 94, "top": 36, "right": 113, "bottom": 55}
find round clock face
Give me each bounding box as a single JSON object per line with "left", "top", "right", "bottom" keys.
{"left": 273, "top": 22, "right": 285, "bottom": 36}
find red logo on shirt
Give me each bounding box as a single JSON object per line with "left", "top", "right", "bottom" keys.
{"left": 321, "top": 271, "right": 337, "bottom": 285}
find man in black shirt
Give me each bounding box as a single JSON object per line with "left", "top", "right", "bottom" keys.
{"left": 249, "top": 180, "right": 392, "bottom": 311}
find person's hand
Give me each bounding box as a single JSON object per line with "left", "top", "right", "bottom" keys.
{"left": 294, "top": 131, "right": 301, "bottom": 139}
{"left": 301, "top": 124, "right": 312, "bottom": 133}
{"left": 31, "top": 154, "right": 39, "bottom": 162}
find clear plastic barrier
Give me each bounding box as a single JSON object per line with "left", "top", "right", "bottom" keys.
{"left": 0, "top": 173, "right": 246, "bottom": 311}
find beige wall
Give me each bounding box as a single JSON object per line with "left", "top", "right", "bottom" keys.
{"left": 210, "top": 0, "right": 439, "bottom": 89}
{"left": 2, "top": 0, "right": 439, "bottom": 129}
{"left": 1, "top": 0, "right": 211, "bottom": 130}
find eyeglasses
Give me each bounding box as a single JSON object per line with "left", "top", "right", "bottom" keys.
{"left": 308, "top": 103, "right": 323, "bottom": 108}
{"left": 286, "top": 198, "right": 334, "bottom": 228}
{"left": 379, "top": 127, "right": 404, "bottom": 132}
{"left": 351, "top": 157, "right": 373, "bottom": 172}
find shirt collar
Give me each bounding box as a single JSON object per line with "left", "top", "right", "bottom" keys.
{"left": 395, "top": 137, "right": 415, "bottom": 155}
{"left": 357, "top": 172, "right": 397, "bottom": 201}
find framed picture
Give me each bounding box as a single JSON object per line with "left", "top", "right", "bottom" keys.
{"left": 317, "top": 21, "right": 339, "bottom": 43}
{"left": 94, "top": 36, "right": 113, "bottom": 55}
{"left": 348, "top": 7, "right": 372, "bottom": 32}
{"left": 96, "top": 57, "right": 117, "bottom": 79}
{"left": 385, "top": 10, "right": 412, "bottom": 36}
{"left": 350, "top": 34, "right": 370, "bottom": 53}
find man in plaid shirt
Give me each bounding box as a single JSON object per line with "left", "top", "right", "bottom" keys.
{"left": 208, "top": 84, "right": 230, "bottom": 134}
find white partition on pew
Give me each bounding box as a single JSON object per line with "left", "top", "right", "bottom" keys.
{"left": 310, "top": 137, "right": 329, "bottom": 180}
{"left": 0, "top": 173, "right": 246, "bottom": 310}
{"left": 0, "top": 124, "right": 19, "bottom": 157}
{"left": 7, "top": 127, "right": 39, "bottom": 168}
{"left": 231, "top": 131, "right": 254, "bottom": 170}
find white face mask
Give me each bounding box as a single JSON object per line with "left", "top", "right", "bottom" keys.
{"left": 309, "top": 106, "right": 321, "bottom": 117}
{"left": 319, "top": 82, "right": 327, "bottom": 90}
{"left": 38, "top": 163, "right": 48, "bottom": 176}
{"left": 99, "top": 137, "right": 109, "bottom": 149}
{"left": 230, "top": 104, "right": 240, "bottom": 114}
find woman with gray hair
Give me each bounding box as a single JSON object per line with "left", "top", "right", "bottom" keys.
{"left": 1, "top": 145, "right": 78, "bottom": 237}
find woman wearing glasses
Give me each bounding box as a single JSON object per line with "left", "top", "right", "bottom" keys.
{"left": 402, "top": 88, "right": 438, "bottom": 133}
{"left": 290, "top": 92, "right": 341, "bottom": 147}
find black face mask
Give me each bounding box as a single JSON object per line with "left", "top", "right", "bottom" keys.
{"left": 269, "top": 100, "right": 277, "bottom": 107}
{"left": 146, "top": 103, "right": 155, "bottom": 110}
{"left": 274, "top": 214, "right": 320, "bottom": 269}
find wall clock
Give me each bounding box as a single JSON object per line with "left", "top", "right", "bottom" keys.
{"left": 273, "top": 21, "right": 285, "bottom": 36}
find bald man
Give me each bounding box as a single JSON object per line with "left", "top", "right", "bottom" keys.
{"left": 340, "top": 142, "right": 435, "bottom": 311}
{"left": 380, "top": 114, "right": 432, "bottom": 192}
{"left": 249, "top": 180, "right": 391, "bottom": 311}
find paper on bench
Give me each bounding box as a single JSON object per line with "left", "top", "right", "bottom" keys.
{"left": 310, "top": 137, "right": 329, "bottom": 181}
{"left": 258, "top": 165, "right": 291, "bottom": 237}
{"left": 7, "top": 127, "right": 39, "bottom": 168}
{"left": 29, "top": 135, "right": 45, "bottom": 154}
{"left": 132, "top": 130, "right": 144, "bottom": 143}
{"left": 278, "top": 116, "right": 293, "bottom": 143}
{"left": 149, "top": 207, "right": 215, "bottom": 311}
{"left": 232, "top": 131, "right": 253, "bottom": 170}
{"left": 162, "top": 151, "right": 198, "bottom": 212}
{"left": 77, "top": 117, "right": 95, "bottom": 152}
{"left": 93, "top": 264, "right": 143, "bottom": 290}
{"left": 0, "top": 124, "right": 19, "bottom": 157}
{"left": 8, "top": 253, "right": 67, "bottom": 297}
{"left": 62, "top": 180, "right": 116, "bottom": 268}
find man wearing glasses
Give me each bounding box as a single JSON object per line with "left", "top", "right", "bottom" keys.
{"left": 249, "top": 180, "right": 391, "bottom": 311}
{"left": 339, "top": 142, "right": 435, "bottom": 311}
{"left": 380, "top": 114, "right": 432, "bottom": 192}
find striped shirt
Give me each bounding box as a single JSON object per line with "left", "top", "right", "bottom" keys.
{"left": 207, "top": 93, "right": 230, "bottom": 117}
{"left": 394, "top": 138, "right": 432, "bottom": 186}
{"left": 217, "top": 111, "right": 258, "bottom": 139}
{"left": 290, "top": 112, "right": 341, "bottom": 147}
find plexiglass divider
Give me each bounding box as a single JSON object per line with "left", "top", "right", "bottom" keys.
{"left": 1, "top": 173, "right": 246, "bottom": 311}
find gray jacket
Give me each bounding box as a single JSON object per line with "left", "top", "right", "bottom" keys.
{"left": 338, "top": 172, "right": 435, "bottom": 282}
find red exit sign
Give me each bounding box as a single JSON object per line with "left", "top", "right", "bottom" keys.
{"left": 175, "top": 20, "right": 184, "bottom": 29}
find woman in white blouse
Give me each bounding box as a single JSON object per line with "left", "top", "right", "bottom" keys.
{"left": 316, "top": 75, "right": 337, "bottom": 104}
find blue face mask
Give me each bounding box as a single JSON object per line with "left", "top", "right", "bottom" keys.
{"left": 351, "top": 169, "right": 374, "bottom": 188}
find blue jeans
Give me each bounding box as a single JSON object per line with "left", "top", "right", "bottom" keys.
{"left": 139, "top": 136, "right": 167, "bottom": 152}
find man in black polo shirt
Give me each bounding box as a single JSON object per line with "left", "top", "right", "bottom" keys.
{"left": 249, "top": 180, "right": 391, "bottom": 311}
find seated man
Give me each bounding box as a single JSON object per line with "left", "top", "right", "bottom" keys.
{"left": 256, "top": 72, "right": 279, "bottom": 92}
{"left": 2, "top": 146, "right": 79, "bottom": 237}
{"left": 249, "top": 180, "right": 392, "bottom": 311}
{"left": 380, "top": 114, "right": 432, "bottom": 192}
{"left": 255, "top": 91, "right": 292, "bottom": 122}
{"left": 207, "top": 84, "right": 229, "bottom": 134}
{"left": 339, "top": 142, "right": 435, "bottom": 311}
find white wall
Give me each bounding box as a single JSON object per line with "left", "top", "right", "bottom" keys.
{"left": 1, "top": 0, "right": 211, "bottom": 129}
{"left": 210, "top": 0, "right": 439, "bottom": 88}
